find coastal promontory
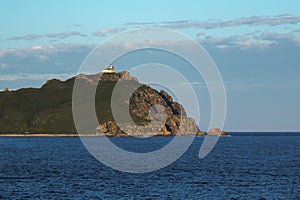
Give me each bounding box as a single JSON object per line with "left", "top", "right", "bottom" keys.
{"left": 0, "top": 71, "right": 204, "bottom": 136}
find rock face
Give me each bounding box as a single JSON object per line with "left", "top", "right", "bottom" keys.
{"left": 98, "top": 114, "right": 202, "bottom": 137}
{"left": 95, "top": 72, "right": 202, "bottom": 136}
{"left": 207, "top": 128, "right": 228, "bottom": 136}
{"left": 0, "top": 71, "right": 203, "bottom": 136}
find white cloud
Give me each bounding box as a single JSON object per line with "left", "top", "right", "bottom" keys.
{"left": 31, "top": 45, "right": 43, "bottom": 50}
{"left": 54, "top": 62, "right": 63, "bottom": 66}
{"left": 196, "top": 30, "right": 298, "bottom": 49}
{"left": 1, "top": 63, "right": 8, "bottom": 69}
{"left": 8, "top": 34, "right": 43, "bottom": 41}
{"left": 178, "top": 81, "right": 230, "bottom": 88}
{"left": 0, "top": 73, "right": 74, "bottom": 82}
{"left": 0, "top": 76, "right": 16, "bottom": 81}
{"left": 45, "top": 31, "right": 86, "bottom": 39}
{"left": 234, "top": 40, "right": 277, "bottom": 49}
{"left": 93, "top": 28, "right": 127, "bottom": 37}
{"left": 0, "top": 48, "right": 16, "bottom": 58}
{"left": 7, "top": 31, "right": 87, "bottom": 41}
{"left": 216, "top": 45, "right": 230, "bottom": 49}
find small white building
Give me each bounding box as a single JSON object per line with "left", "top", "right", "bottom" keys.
{"left": 102, "top": 64, "right": 115, "bottom": 73}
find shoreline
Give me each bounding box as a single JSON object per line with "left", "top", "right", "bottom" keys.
{"left": 0, "top": 133, "right": 102, "bottom": 137}
{"left": 0, "top": 133, "right": 196, "bottom": 137}
{"left": 1, "top": 131, "right": 298, "bottom": 137}
{"left": 0, "top": 132, "right": 299, "bottom": 137}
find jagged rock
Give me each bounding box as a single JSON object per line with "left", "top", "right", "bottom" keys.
{"left": 96, "top": 77, "right": 202, "bottom": 136}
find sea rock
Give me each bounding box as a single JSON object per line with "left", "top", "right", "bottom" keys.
{"left": 196, "top": 130, "right": 206, "bottom": 136}
{"left": 207, "top": 128, "right": 228, "bottom": 136}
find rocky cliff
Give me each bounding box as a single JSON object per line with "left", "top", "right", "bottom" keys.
{"left": 0, "top": 71, "right": 204, "bottom": 136}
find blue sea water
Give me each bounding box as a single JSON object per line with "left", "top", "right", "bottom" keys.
{"left": 0, "top": 135, "right": 299, "bottom": 199}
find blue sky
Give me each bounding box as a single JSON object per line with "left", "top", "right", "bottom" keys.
{"left": 1, "top": 0, "right": 300, "bottom": 131}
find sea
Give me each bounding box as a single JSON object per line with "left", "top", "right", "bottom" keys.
{"left": 0, "top": 134, "right": 299, "bottom": 199}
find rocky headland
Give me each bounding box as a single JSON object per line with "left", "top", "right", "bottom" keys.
{"left": 0, "top": 71, "right": 218, "bottom": 136}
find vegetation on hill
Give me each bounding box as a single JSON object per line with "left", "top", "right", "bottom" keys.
{"left": 0, "top": 72, "right": 202, "bottom": 136}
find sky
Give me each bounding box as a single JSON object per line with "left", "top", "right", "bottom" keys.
{"left": 1, "top": 0, "right": 300, "bottom": 131}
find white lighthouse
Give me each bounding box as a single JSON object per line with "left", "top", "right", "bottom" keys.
{"left": 102, "top": 64, "right": 115, "bottom": 73}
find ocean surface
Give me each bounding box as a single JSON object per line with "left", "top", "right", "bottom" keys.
{"left": 0, "top": 134, "right": 299, "bottom": 199}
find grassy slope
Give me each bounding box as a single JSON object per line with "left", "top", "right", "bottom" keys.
{"left": 0, "top": 77, "right": 149, "bottom": 134}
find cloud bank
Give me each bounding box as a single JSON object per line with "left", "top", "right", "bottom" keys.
{"left": 125, "top": 14, "right": 300, "bottom": 30}
{"left": 8, "top": 31, "right": 87, "bottom": 41}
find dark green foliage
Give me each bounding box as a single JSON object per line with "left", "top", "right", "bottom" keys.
{"left": 0, "top": 78, "right": 76, "bottom": 133}
{"left": 0, "top": 75, "right": 153, "bottom": 134}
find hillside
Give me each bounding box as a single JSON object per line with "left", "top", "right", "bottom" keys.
{"left": 0, "top": 72, "right": 203, "bottom": 136}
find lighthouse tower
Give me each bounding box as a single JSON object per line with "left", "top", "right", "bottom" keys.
{"left": 102, "top": 64, "right": 115, "bottom": 73}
